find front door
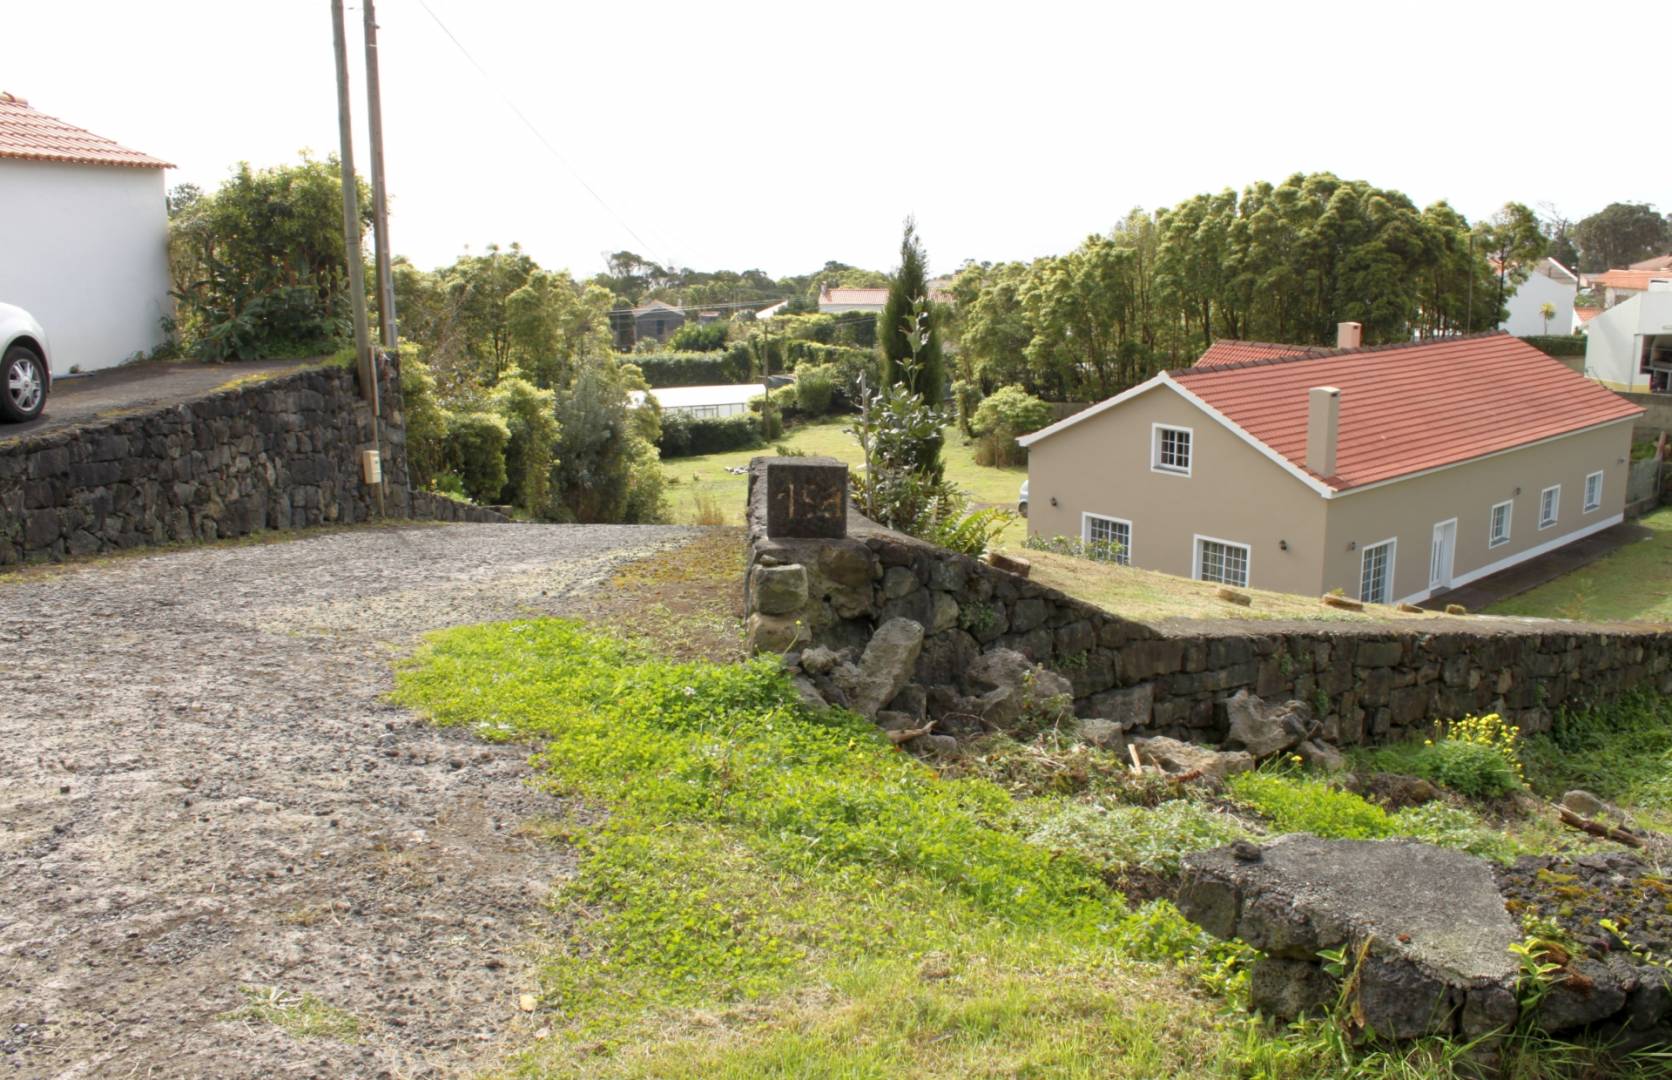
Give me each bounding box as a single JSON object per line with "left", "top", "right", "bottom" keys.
{"left": 1430, "top": 519, "right": 1457, "bottom": 591}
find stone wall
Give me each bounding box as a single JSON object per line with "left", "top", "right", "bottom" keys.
{"left": 0, "top": 359, "right": 506, "bottom": 566}
{"left": 744, "top": 457, "right": 1672, "bottom": 746}
{"left": 1621, "top": 391, "right": 1672, "bottom": 440}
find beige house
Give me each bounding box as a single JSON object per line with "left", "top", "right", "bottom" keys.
{"left": 1019, "top": 327, "right": 1642, "bottom": 605}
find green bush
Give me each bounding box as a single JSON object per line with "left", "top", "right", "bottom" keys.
{"left": 668, "top": 320, "right": 730, "bottom": 352}
{"left": 1416, "top": 738, "right": 1522, "bottom": 798}
{"left": 488, "top": 371, "right": 559, "bottom": 515}
{"left": 398, "top": 350, "right": 447, "bottom": 490}
{"left": 657, "top": 413, "right": 763, "bottom": 457}
{"left": 442, "top": 411, "right": 510, "bottom": 503}
{"left": 1521, "top": 334, "right": 1587, "bottom": 358}
{"left": 794, "top": 364, "right": 837, "bottom": 415}
{"left": 1226, "top": 771, "right": 1392, "bottom": 839}
{"left": 633, "top": 350, "right": 749, "bottom": 387}
{"left": 971, "top": 385, "right": 1054, "bottom": 467}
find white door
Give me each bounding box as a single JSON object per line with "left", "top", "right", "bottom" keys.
{"left": 1429, "top": 519, "right": 1457, "bottom": 591}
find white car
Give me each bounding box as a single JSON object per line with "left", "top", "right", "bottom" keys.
{"left": 0, "top": 303, "right": 51, "bottom": 422}
{"left": 1018, "top": 479, "right": 1029, "bottom": 517}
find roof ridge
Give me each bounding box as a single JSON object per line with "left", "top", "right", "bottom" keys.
{"left": 1174, "top": 330, "right": 1514, "bottom": 378}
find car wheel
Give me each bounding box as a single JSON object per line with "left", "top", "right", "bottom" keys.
{"left": 0, "top": 345, "right": 47, "bottom": 422}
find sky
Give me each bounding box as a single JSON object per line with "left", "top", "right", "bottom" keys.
{"left": 4, "top": 0, "right": 1665, "bottom": 282}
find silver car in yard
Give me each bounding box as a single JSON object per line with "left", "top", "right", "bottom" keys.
{"left": 0, "top": 302, "right": 51, "bottom": 422}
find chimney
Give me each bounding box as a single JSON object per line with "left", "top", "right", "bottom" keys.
{"left": 1308, "top": 387, "right": 1340, "bottom": 478}
{"left": 1336, "top": 321, "right": 1363, "bottom": 349}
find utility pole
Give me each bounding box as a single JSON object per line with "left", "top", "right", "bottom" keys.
{"left": 363, "top": 0, "right": 397, "bottom": 349}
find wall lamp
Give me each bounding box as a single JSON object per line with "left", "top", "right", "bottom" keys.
{"left": 1513, "top": 486, "right": 1522, "bottom": 496}
{"left": 1347, "top": 540, "right": 1357, "bottom": 551}
{"left": 1049, "top": 496, "right": 1058, "bottom": 507}
{"left": 1279, "top": 539, "right": 1289, "bottom": 551}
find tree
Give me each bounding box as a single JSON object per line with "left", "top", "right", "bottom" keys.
{"left": 1022, "top": 235, "right": 1148, "bottom": 398}
{"left": 1540, "top": 301, "right": 1556, "bottom": 336}
{"left": 1477, "top": 203, "right": 1547, "bottom": 322}
{"left": 1573, "top": 203, "right": 1671, "bottom": 272}
{"left": 879, "top": 217, "right": 944, "bottom": 398}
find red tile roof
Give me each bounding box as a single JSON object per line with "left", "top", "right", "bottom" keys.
{"left": 1575, "top": 306, "right": 1602, "bottom": 324}
{"left": 1194, "top": 340, "right": 1329, "bottom": 368}
{"left": 1171, "top": 333, "right": 1641, "bottom": 492}
{"left": 0, "top": 92, "right": 171, "bottom": 169}
{"left": 1592, "top": 269, "right": 1671, "bottom": 292}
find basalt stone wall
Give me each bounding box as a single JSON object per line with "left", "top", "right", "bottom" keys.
{"left": 0, "top": 360, "right": 506, "bottom": 566}
{"left": 744, "top": 457, "right": 1672, "bottom": 746}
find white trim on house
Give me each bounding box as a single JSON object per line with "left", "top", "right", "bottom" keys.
{"left": 1584, "top": 470, "right": 1604, "bottom": 512}
{"left": 1192, "top": 533, "right": 1252, "bottom": 588}
{"left": 1081, "top": 512, "right": 1133, "bottom": 565}
{"left": 1150, "top": 422, "right": 1194, "bottom": 477}
{"left": 1539, "top": 485, "right": 1561, "bottom": 530}
{"left": 1359, "top": 537, "right": 1397, "bottom": 604}
{"left": 1428, "top": 517, "right": 1459, "bottom": 591}
{"left": 1397, "top": 512, "right": 1624, "bottom": 605}
{"left": 1016, "top": 371, "right": 1638, "bottom": 504}
{"left": 1489, "top": 499, "right": 1514, "bottom": 548}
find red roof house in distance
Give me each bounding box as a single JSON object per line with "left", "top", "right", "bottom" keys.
{"left": 0, "top": 92, "right": 172, "bottom": 374}
{"left": 1018, "top": 325, "right": 1640, "bottom": 605}
{"left": 1194, "top": 340, "right": 1330, "bottom": 369}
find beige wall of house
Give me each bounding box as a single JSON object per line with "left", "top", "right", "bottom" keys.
{"left": 1024, "top": 387, "right": 1329, "bottom": 596}
{"left": 1319, "top": 420, "right": 1634, "bottom": 603}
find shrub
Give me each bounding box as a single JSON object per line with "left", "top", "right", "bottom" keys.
{"left": 399, "top": 350, "right": 447, "bottom": 490}
{"left": 1024, "top": 533, "right": 1125, "bottom": 563}
{"left": 442, "top": 411, "right": 510, "bottom": 503}
{"left": 657, "top": 413, "right": 763, "bottom": 457}
{"left": 488, "top": 371, "right": 559, "bottom": 515}
{"left": 634, "top": 350, "right": 749, "bottom": 387}
{"left": 971, "top": 385, "right": 1054, "bottom": 467}
{"left": 1521, "top": 334, "right": 1587, "bottom": 358}
{"left": 1413, "top": 713, "right": 1524, "bottom": 797}
{"left": 552, "top": 356, "right": 668, "bottom": 523}
{"left": 794, "top": 364, "right": 837, "bottom": 416}
{"left": 667, "top": 320, "right": 731, "bottom": 352}
{"left": 1026, "top": 799, "right": 1248, "bottom": 875}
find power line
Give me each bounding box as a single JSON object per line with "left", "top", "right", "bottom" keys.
{"left": 412, "top": 0, "right": 668, "bottom": 266}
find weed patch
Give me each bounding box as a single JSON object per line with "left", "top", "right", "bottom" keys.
{"left": 219, "top": 986, "right": 360, "bottom": 1041}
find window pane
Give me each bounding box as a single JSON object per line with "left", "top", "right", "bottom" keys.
{"left": 1198, "top": 539, "right": 1247, "bottom": 587}
{"left": 1086, "top": 516, "right": 1130, "bottom": 565}
{"left": 1157, "top": 428, "right": 1191, "bottom": 471}
{"left": 1361, "top": 541, "right": 1392, "bottom": 604}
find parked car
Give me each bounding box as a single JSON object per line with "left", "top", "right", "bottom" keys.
{"left": 1017, "top": 479, "right": 1029, "bottom": 518}
{"left": 0, "top": 303, "right": 51, "bottom": 422}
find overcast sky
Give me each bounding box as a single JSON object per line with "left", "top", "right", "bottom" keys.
{"left": 5, "top": 0, "right": 1664, "bottom": 281}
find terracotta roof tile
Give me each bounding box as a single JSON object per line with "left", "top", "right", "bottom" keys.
{"left": 1194, "top": 340, "right": 1329, "bottom": 368}
{"left": 0, "top": 92, "right": 170, "bottom": 169}
{"left": 1171, "top": 334, "right": 1641, "bottom": 492}
{"left": 1592, "top": 269, "right": 1672, "bottom": 292}
{"left": 1576, "top": 306, "right": 1601, "bottom": 324}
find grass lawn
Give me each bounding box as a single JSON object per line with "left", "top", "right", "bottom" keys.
{"left": 660, "top": 417, "right": 1027, "bottom": 543}
{"left": 1487, "top": 507, "right": 1672, "bottom": 622}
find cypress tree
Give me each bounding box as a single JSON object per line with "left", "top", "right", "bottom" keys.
{"left": 880, "top": 217, "right": 944, "bottom": 399}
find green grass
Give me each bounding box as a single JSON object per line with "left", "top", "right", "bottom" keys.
{"left": 1521, "top": 689, "right": 1672, "bottom": 832}
{"left": 1487, "top": 507, "right": 1672, "bottom": 622}
{"left": 219, "top": 985, "right": 360, "bottom": 1041}
{"left": 661, "top": 418, "right": 1026, "bottom": 543}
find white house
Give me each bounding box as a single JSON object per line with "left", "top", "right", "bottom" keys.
{"left": 1499, "top": 257, "right": 1577, "bottom": 337}
{"left": 1582, "top": 284, "right": 1672, "bottom": 393}
{"left": 0, "top": 92, "right": 172, "bottom": 375}
{"left": 631, "top": 383, "right": 766, "bottom": 418}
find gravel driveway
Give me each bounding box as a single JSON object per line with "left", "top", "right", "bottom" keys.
{"left": 0, "top": 523, "right": 700, "bottom": 1078}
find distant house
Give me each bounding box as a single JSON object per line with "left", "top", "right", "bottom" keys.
{"left": 610, "top": 299, "right": 687, "bottom": 350}
{"left": 1590, "top": 269, "right": 1672, "bottom": 310}
{"left": 631, "top": 383, "right": 765, "bottom": 419}
{"left": 1498, "top": 258, "right": 1578, "bottom": 337}
{"left": 0, "top": 91, "right": 171, "bottom": 374}
{"left": 1630, "top": 254, "right": 1672, "bottom": 272}
{"left": 754, "top": 300, "right": 790, "bottom": 320}
{"left": 816, "top": 285, "right": 952, "bottom": 314}
{"left": 1582, "top": 284, "right": 1672, "bottom": 392}
{"left": 1019, "top": 326, "right": 1639, "bottom": 605}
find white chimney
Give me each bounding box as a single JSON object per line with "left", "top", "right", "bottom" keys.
{"left": 1308, "top": 387, "right": 1340, "bottom": 477}
{"left": 1336, "top": 321, "right": 1363, "bottom": 349}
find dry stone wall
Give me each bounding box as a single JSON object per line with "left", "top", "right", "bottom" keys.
{"left": 0, "top": 359, "right": 506, "bottom": 566}
{"left": 744, "top": 457, "right": 1672, "bottom": 746}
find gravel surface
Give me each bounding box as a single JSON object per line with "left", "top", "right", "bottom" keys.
{"left": 0, "top": 522, "right": 700, "bottom": 1078}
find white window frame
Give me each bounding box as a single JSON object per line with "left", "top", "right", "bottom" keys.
{"left": 1193, "top": 534, "right": 1250, "bottom": 588}
{"left": 1583, "top": 470, "right": 1603, "bottom": 512}
{"left": 1488, "top": 499, "right": 1513, "bottom": 548}
{"left": 1538, "top": 485, "right": 1560, "bottom": 530}
{"left": 1080, "top": 512, "right": 1132, "bottom": 566}
{"left": 1359, "top": 537, "right": 1397, "bottom": 605}
{"left": 1150, "top": 423, "right": 1193, "bottom": 477}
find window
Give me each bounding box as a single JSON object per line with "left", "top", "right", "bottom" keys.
{"left": 1082, "top": 513, "right": 1131, "bottom": 565}
{"left": 1489, "top": 500, "right": 1513, "bottom": 548}
{"left": 1584, "top": 470, "right": 1603, "bottom": 512}
{"left": 1195, "top": 536, "right": 1250, "bottom": 587}
{"left": 1539, "top": 485, "right": 1560, "bottom": 530}
{"left": 1360, "top": 539, "right": 1395, "bottom": 604}
{"left": 1152, "top": 424, "right": 1192, "bottom": 475}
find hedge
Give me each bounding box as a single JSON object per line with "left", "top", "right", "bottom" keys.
{"left": 634, "top": 350, "right": 750, "bottom": 387}
{"left": 1521, "top": 334, "right": 1587, "bottom": 358}
{"left": 658, "top": 412, "right": 764, "bottom": 458}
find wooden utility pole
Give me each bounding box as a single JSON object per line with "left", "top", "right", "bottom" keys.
{"left": 331, "top": 0, "right": 375, "bottom": 405}
{"left": 363, "top": 0, "right": 397, "bottom": 349}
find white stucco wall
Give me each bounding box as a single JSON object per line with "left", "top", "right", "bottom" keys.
{"left": 1584, "top": 292, "right": 1672, "bottom": 391}
{"left": 1500, "top": 264, "right": 1576, "bottom": 338}
{"left": 0, "top": 159, "right": 170, "bottom": 374}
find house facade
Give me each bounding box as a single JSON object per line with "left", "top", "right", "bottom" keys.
{"left": 0, "top": 92, "right": 171, "bottom": 374}
{"left": 1583, "top": 286, "right": 1672, "bottom": 392}
{"left": 1019, "top": 330, "right": 1640, "bottom": 605}
{"left": 1499, "top": 257, "right": 1578, "bottom": 337}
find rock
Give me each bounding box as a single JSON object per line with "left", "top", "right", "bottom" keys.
{"left": 1086, "top": 683, "right": 1153, "bottom": 729}
{"left": 1536, "top": 958, "right": 1630, "bottom": 1033}
{"left": 1075, "top": 717, "right": 1127, "bottom": 753}
{"left": 1349, "top": 772, "right": 1441, "bottom": 809}
{"left": 1130, "top": 736, "right": 1253, "bottom": 781}
{"left": 1251, "top": 956, "right": 1336, "bottom": 1019}
{"left": 831, "top": 618, "right": 925, "bottom": 719}
{"left": 1559, "top": 789, "right": 1607, "bottom": 818}
{"left": 747, "top": 612, "right": 809, "bottom": 654}
{"left": 798, "top": 645, "right": 842, "bottom": 677}
{"left": 1179, "top": 836, "right": 1521, "bottom": 1035}
{"left": 882, "top": 565, "right": 918, "bottom": 599}
{"left": 874, "top": 710, "right": 920, "bottom": 734}
{"left": 789, "top": 675, "right": 828, "bottom": 712}
{"left": 965, "top": 649, "right": 1074, "bottom": 732}
{"left": 930, "top": 591, "right": 960, "bottom": 634}
{"left": 913, "top": 734, "right": 960, "bottom": 757}
{"left": 1222, "top": 689, "right": 1312, "bottom": 758}
{"left": 983, "top": 551, "right": 1031, "bottom": 578}
{"left": 1296, "top": 739, "right": 1348, "bottom": 772}
{"left": 750, "top": 563, "right": 809, "bottom": 615}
